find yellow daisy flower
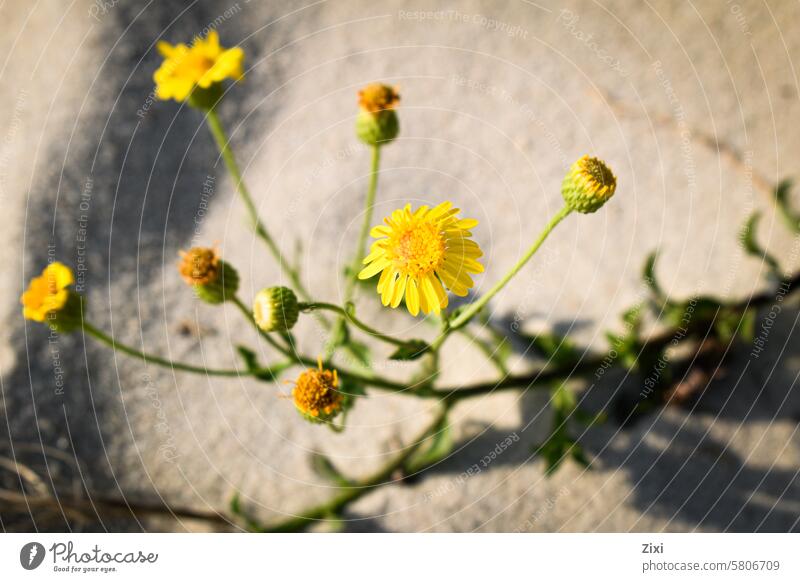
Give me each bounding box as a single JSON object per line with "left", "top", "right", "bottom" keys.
{"left": 154, "top": 30, "right": 244, "bottom": 102}
{"left": 21, "top": 262, "right": 75, "bottom": 322}
{"left": 358, "top": 202, "right": 484, "bottom": 316}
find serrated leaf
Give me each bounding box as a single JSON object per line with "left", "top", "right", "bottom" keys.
{"left": 389, "top": 340, "right": 430, "bottom": 361}
{"left": 310, "top": 452, "right": 353, "bottom": 487}
{"left": 404, "top": 416, "right": 453, "bottom": 474}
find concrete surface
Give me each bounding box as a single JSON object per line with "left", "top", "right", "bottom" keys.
{"left": 1, "top": 0, "right": 799, "bottom": 531}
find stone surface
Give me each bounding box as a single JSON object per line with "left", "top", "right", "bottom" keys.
{"left": 1, "top": 0, "right": 799, "bottom": 532}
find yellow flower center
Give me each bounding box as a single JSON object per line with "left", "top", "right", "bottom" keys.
{"left": 389, "top": 221, "right": 445, "bottom": 279}
{"left": 46, "top": 275, "right": 60, "bottom": 294}
{"left": 174, "top": 52, "right": 215, "bottom": 80}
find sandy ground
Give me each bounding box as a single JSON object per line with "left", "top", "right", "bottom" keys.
{"left": 1, "top": 0, "right": 799, "bottom": 531}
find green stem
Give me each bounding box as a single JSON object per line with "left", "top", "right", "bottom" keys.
{"left": 233, "top": 296, "right": 414, "bottom": 394}
{"left": 256, "top": 402, "right": 449, "bottom": 532}
{"left": 205, "top": 109, "right": 323, "bottom": 320}
{"left": 349, "top": 145, "right": 382, "bottom": 294}
{"left": 327, "top": 145, "right": 382, "bottom": 357}
{"left": 300, "top": 301, "right": 406, "bottom": 348}
{"left": 449, "top": 205, "right": 573, "bottom": 331}
{"left": 81, "top": 322, "right": 243, "bottom": 377}
{"left": 231, "top": 295, "right": 293, "bottom": 356}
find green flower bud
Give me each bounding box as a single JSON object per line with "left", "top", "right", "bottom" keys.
{"left": 356, "top": 109, "right": 399, "bottom": 146}
{"left": 193, "top": 261, "right": 239, "bottom": 304}
{"left": 561, "top": 155, "right": 617, "bottom": 214}
{"left": 253, "top": 286, "right": 299, "bottom": 332}
{"left": 356, "top": 83, "right": 400, "bottom": 146}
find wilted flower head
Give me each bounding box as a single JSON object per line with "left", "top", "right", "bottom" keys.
{"left": 358, "top": 202, "right": 483, "bottom": 316}
{"left": 154, "top": 31, "right": 244, "bottom": 103}
{"left": 291, "top": 358, "right": 343, "bottom": 423}
{"left": 178, "top": 246, "right": 238, "bottom": 304}
{"left": 179, "top": 247, "right": 220, "bottom": 286}
{"left": 358, "top": 83, "right": 400, "bottom": 114}
{"left": 561, "top": 155, "right": 617, "bottom": 214}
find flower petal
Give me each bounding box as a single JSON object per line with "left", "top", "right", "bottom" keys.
{"left": 405, "top": 278, "right": 420, "bottom": 316}
{"left": 358, "top": 258, "right": 389, "bottom": 280}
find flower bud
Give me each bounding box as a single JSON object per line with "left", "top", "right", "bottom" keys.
{"left": 253, "top": 286, "right": 299, "bottom": 332}
{"left": 561, "top": 155, "right": 617, "bottom": 214}
{"left": 178, "top": 247, "right": 238, "bottom": 304}
{"left": 356, "top": 83, "right": 400, "bottom": 146}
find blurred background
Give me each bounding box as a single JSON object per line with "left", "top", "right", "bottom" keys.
{"left": 1, "top": 0, "right": 799, "bottom": 532}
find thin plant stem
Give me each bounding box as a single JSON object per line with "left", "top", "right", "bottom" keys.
{"left": 300, "top": 301, "right": 406, "bottom": 348}
{"left": 230, "top": 295, "right": 292, "bottom": 356}
{"left": 255, "top": 402, "right": 450, "bottom": 532}
{"left": 81, "top": 322, "right": 244, "bottom": 377}
{"left": 233, "top": 296, "right": 414, "bottom": 394}
{"left": 326, "top": 144, "right": 382, "bottom": 357}
{"left": 204, "top": 109, "right": 323, "bottom": 319}
{"left": 448, "top": 205, "right": 572, "bottom": 331}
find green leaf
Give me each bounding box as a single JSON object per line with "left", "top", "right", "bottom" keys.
{"left": 524, "top": 331, "right": 579, "bottom": 366}
{"left": 713, "top": 307, "right": 757, "bottom": 345}
{"left": 310, "top": 452, "right": 353, "bottom": 487}
{"left": 404, "top": 416, "right": 454, "bottom": 474}
{"left": 740, "top": 212, "right": 782, "bottom": 278}
{"left": 347, "top": 340, "right": 371, "bottom": 367}
{"left": 228, "top": 492, "right": 264, "bottom": 532}
{"left": 534, "top": 430, "right": 590, "bottom": 476}
{"left": 389, "top": 340, "right": 430, "bottom": 361}
{"left": 236, "top": 346, "right": 287, "bottom": 381}
{"left": 229, "top": 492, "right": 242, "bottom": 515}
{"left": 551, "top": 383, "right": 576, "bottom": 414}
{"left": 738, "top": 308, "right": 756, "bottom": 343}
{"left": 574, "top": 408, "right": 606, "bottom": 427}
{"left": 643, "top": 251, "right": 666, "bottom": 301}
{"left": 774, "top": 179, "right": 800, "bottom": 234}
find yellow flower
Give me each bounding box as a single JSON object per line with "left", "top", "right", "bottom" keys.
{"left": 358, "top": 83, "right": 400, "bottom": 114}
{"left": 21, "top": 262, "right": 75, "bottom": 322}
{"left": 358, "top": 202, "right": 484, "bottom": 316}
{"left": 291, "top": 358, "right": 344, "bottom": 422}
{"left": 154, "top": 31, "right": 244, "bottom": 102}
